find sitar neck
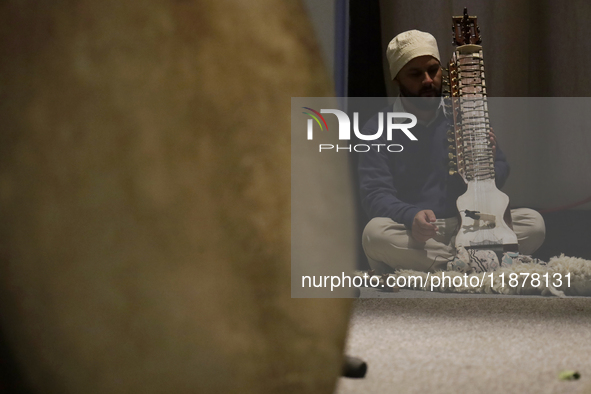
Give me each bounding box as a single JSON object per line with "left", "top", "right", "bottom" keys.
{"left": 446, "top": 8, "right": 494, "bottom": 184}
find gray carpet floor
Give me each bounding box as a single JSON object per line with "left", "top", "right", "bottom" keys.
{"left": 336, "top": 298, "right": 591, "bottom": 394}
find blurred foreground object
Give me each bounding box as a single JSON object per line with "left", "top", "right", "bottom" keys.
{"left": 0, "top": 0, "right": 354, "bottom": 392}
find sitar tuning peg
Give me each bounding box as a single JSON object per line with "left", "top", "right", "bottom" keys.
{"left": 449, "top": 169, "right": 458, "bottom": 176}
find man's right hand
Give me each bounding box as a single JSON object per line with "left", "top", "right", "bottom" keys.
{"left": 412, "top": 210, "right": 438, "bottom": 242}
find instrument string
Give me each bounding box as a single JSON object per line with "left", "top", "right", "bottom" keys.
{"left": 457, "top": 49, "right": 496, "bottom": 243}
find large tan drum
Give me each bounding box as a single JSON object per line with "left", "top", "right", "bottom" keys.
{"left": 0, "top": 1, "right": 354, "bottom": 392}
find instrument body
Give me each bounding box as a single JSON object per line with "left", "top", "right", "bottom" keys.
{"left": 446, "top": 9, "right": 518, "bottom": 253}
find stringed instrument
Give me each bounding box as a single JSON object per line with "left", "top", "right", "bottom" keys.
{"left": 444, "top": 8, "right": 519, "bottom": 254}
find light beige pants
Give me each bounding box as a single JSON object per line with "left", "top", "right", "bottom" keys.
{"left": 362, "top": 208, "right": 546, "bottom": 273}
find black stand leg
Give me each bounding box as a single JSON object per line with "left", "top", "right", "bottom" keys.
{"left": 342, "top": 355, "right": 367, "bottom": 378}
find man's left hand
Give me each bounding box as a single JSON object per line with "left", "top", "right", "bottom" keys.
{"left": 489, "top": 128, "right": 497, "bottom": 157}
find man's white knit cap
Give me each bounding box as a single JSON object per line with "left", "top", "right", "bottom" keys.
{"left": 386, "top": 30, "right": 440, "bottom": 80}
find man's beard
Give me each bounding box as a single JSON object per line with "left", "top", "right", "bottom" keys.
{"left": 399, "top": 83, "right": 442, "bottom": 110}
